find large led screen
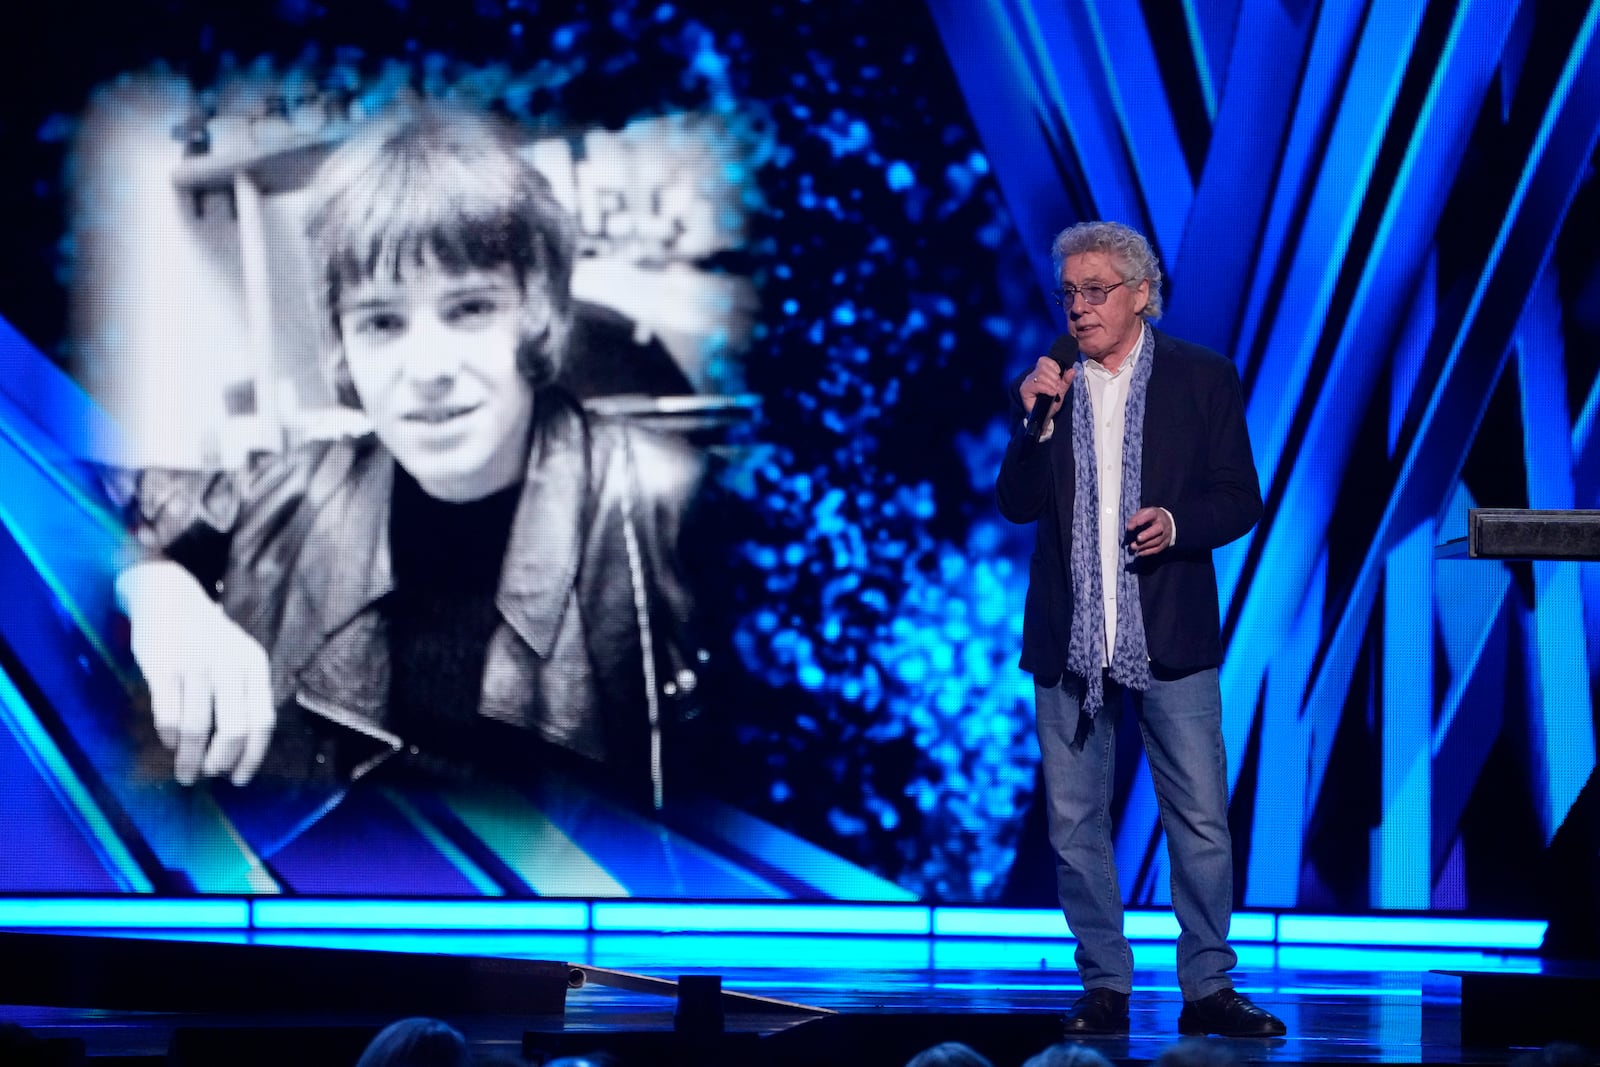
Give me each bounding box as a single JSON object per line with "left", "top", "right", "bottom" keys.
{"left": 0, "top": 0, "right": 1596, "bottom": 933}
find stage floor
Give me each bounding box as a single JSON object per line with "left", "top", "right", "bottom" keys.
{"left": 1, "top": 932, "right": 1588, "bottom": 1065}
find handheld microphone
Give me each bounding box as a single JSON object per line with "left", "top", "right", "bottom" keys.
{"left": 1023, "top": 334, "right": 1080, "bottom": 441}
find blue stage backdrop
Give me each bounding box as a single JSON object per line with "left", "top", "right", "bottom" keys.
{"left": 0, "top": 0, "right": 1595, "bottom": 917}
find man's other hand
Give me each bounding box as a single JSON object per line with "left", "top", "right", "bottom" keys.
{"left": 1125, "top": 506, "right": 1175, "bottom": 558}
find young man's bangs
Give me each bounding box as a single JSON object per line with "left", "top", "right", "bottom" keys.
{"left": 309, "top": 107, "right": 574, "bottom": 368}
{"left": 326, "top": 199, "right": 545, "bottom": 299}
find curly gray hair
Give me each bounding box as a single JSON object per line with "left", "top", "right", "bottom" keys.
{"left": 1050, "top": 220, "right": 1164, "bottom": 320}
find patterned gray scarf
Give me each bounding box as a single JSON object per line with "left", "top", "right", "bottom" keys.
{"left": 1064, "top": 325, "right": 1156, "bottom": 716}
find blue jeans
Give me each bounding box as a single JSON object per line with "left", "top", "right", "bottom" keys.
{"left": 1034, "top": 667, "right": 1238, "bottom": 1000}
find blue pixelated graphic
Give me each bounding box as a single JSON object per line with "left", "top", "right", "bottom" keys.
{"left": 705, "top": 45, "right": 1057, "bottom": 888}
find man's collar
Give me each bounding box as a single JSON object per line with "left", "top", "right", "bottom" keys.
{"left": 306, "top": 396, "right": 590, "bottom": 659}
{"left": 496, "top": 395, "right": 589, "bottom": 658}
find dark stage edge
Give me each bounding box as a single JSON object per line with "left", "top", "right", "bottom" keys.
{"left": 2, "top": 932, "right": 1597, "bottom": 1066}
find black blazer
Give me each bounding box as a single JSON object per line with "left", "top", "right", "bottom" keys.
{"left": 995, "top": 327, "right": 1262, "bottom": 680}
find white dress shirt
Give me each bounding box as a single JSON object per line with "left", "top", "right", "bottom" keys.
{"left": 1037, "top": 322, "right": 1174, "bottom": 665}
{"left": 1081, "top": 323, "right": 1147, "bottom": 662}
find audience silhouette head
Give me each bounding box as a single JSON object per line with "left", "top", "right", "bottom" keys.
{"left": 904, "top": 1040, "right": 994, "bottom": 1067}
{"left": 354, "top": 1017, "right": 472, "bottom": 1067}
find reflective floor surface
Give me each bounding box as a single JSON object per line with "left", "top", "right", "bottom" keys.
{"left": 3, "top": 931, "right": 1594, "bottom": 1065}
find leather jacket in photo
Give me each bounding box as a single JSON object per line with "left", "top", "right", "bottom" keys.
{"left": 113, "top": 389, "right": 707, "bottom": 808}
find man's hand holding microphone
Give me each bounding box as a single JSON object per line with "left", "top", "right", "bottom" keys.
{"left": 1021, "top": 335, "right": 1080, "bottom": 441}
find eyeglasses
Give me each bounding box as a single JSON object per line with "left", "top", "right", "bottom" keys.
{"left": 1052, "top": 281, "right": 1127, "bottom": 308}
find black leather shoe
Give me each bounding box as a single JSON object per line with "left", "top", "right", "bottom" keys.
{"left": 1062, "top": 988, "right": 1130, "bottom": 1035}
{"left": 1178, "top": 988, "right": 1286, "bottom": 1037}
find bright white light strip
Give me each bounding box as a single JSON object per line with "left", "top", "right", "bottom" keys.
{"left": 932, "top": 908, "right": 1065, "bottom": 938}
{"left": 591, "top": 903, "right": 931, "bottom": 935}
{"left": 585, "top": 933, "right": 936, "bottom": 968}
{"left": 0, "top": 899, "right": 1547, "bottom": 950}
{"left": 250, "top": 931, "right": 596, "bottom": 958}
{"left": 251, "top": 899, "right": 589, "bottom": 930}
{"left": 1278, "top": 915, "right": 1547, "bottom": 949}
{"left": 1226, "top": 913, "right": 1278, "bottom": 942}
{"left": 932, "top": 908, "right": 1275, "bottom": 942}
{"left": 1124, "top": 911, "right": 1183, "bottom": 939}
{"left": 1234, "top": 944, "right": 1278, "bottom": 970}
{"left": 0, "top": 898, "right": 248, "bottom": 928}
